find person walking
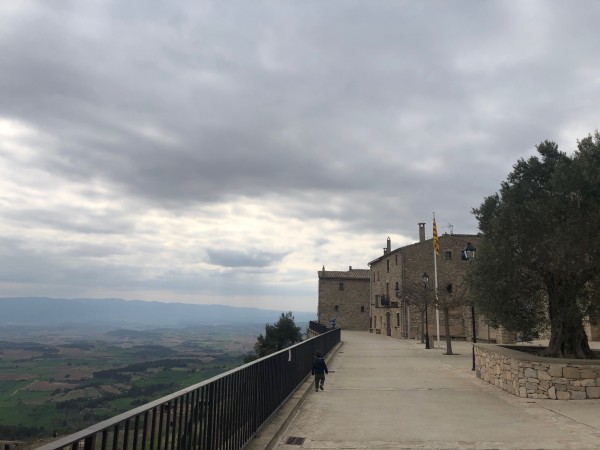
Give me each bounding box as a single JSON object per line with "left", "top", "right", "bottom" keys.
{"left": 312, "top": 350, "right": 328, "bottom": 392}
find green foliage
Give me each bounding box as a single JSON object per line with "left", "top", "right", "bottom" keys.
{"left": 467, "top": 132, "right": 600, "bottom": 358}
{"left": 245, "top": 312, "right": 302, "bottom": 362}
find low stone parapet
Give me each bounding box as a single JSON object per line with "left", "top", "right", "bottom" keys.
{"left": 475, "top": 344, "right": 600, "bottom": 400}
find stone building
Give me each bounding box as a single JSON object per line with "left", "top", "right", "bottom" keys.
{"left": 368, "top": 224, "right": 498, "bottom": 343}
{"left": 317, "top": 266, "right": 370, "bottom": 330}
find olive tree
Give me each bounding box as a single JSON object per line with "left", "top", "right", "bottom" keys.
{"left": 467, "top": 133, "right": 600, "bottom": 358}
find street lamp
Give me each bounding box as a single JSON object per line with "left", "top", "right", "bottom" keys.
{"left": 462, "top": 242, "right": 476, "bottom": 260}
{"left": 463, "top": 243, "right": 477, "bottom": 371}
{"left": 422, "top": 272, "right": 430, "bottom": 349}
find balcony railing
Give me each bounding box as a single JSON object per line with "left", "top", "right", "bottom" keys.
{"left": 307, "top": 320, "right": 330, "bottom": 334}
{"left": 36, "top": 328, "right": 341, "bottom": 450}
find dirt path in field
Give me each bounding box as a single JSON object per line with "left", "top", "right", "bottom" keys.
{"left": 10, "top": 380, "right": 38, "bottom": 397}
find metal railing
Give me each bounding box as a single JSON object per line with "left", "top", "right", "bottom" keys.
{"left": 307, "top": 320, "right": 330, "bottom": 334}
{"left": 36, "top": 328, "right": 341, "bottom": 450}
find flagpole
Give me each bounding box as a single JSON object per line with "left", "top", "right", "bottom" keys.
{"left": 433, "top": 212, "right": 440, "bottom": 345}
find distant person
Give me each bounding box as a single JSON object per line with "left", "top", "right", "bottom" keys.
{"left": 312, "top": 350, "right": 328, "bottom": 391}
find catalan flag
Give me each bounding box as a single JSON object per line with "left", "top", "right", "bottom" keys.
{"left": 433, "top": 217, "right": 440, "bottom": 256}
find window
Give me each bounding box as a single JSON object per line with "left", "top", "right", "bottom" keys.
{"left": 361, "top": 306, "right": 365, "bottom": 313}
{"left": 335, "top": 305, "right": 339, "bottom": 311}
{"left": 445, "top": 251, "right": 452, "bottom": 260}
{"left": 339, "top": 282, "right": 344, "bottom": 290}
{"left": 446, "top": 284, "right": 453, "bottom": 294}
{"left": 395, "top": 254, "right": 398, "bottom": 265}
{"left": 386, "top": 259, "right": 390, "bottom": 272}
{"left": 377, "top": 272, "right": 380, "bottom": 281}
{"left": 396, "top": 313, "right": 400, "bottom": 326}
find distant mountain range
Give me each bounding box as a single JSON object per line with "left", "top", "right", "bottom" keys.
{"left": 0, "top": 297, "right": 316, "bottom": 328}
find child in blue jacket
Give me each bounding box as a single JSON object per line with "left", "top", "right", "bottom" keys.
{"left": 312, "top": 351, "right": 328, "bottom": 391}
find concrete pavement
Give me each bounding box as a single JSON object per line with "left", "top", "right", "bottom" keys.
{"left": 250, "top": 330, "right": 600, "bottom": 449}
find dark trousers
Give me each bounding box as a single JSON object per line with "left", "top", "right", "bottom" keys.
{"left": 314, "top": 373, "right": 325, "bottom": 389}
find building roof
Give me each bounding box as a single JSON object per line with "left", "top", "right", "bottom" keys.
{"left": 368, "top": 233, "right": 479, "bottom": 265}
{"left": 318, "top": 268, "right": 370, "bottom": 280}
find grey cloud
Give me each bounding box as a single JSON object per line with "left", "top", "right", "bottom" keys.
{"left": 205, "top": 248, "right": 288, "bottom": 268}
{"left": 4, "top": 207, "right": 136, "bottom": 235}
{"left": 0, "top": 239, "right": 135, "bottom": 286}
{"left": 2, "top": 1, "right": 600, "bottom": 304}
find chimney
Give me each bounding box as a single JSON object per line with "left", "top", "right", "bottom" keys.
{"left": 349, "top": 266, "right": 352, "bottom": 271}
{"left": 418, "top": 223, "right": 426, "bottom": 242}
{"left": 387, "top": 237, "right": 391, "bottom": 253}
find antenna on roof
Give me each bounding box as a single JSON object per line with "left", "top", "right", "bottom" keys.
{"left": 444, "top": 223, "right": 454, "bottom": 235}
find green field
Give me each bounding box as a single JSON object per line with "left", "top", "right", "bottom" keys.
{"left": 0, "top": 324, "right": 260, "bottom": 442}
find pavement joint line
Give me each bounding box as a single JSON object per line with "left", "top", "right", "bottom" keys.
{"left": 538, "top": 405, "right": 600, "bottom": 433}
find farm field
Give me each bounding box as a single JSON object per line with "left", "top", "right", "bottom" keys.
{"left": 0, "top": 323, "right": 261, "bottom": 444}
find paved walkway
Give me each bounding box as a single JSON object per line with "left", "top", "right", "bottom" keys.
{"left": 253, "top": 331, "right": 600, "bottom": 449}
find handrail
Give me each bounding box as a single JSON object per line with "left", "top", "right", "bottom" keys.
{"left": 36, "top": 328, "right": 341, "bottom": 450}
{"left": 308, "top": 320, "right": 330, "bottom": 334}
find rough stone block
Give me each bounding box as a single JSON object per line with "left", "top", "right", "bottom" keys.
{"left": 548, "top": 386, "right": 556, "bottom": 399}
{"left": 563, "top": 367, "right": 580, "bottom": 378}
{"left": 586, "top": 387, "right": 600, "bottom": 399}
{"left": 556, "top": 390, "right": 571, "bottom": 400}
{"left": 548, "top": 365, "right": 562, "bottom": 377}
{"left": 519, "top": 386, "right": 527, "bottom": 397}
{"left": 537, "top": 370, "right": 552, "bottom": 381}
{"left": 524, "top": 368, "right": 537, "bottom": 378}
{"left": 580, "top": 370, "right": 597, "bottom": 379}
{"left": 570, "top": 390, "right": 587, "bottom": 400}
{"left": 539, "top": 380, "right": 551, "bottom": 389}
{"left": 555, "top": 384, "right": 567, "bottom": 391}
{"left": 580, "top": 379, "right": 596, "bottom": 387}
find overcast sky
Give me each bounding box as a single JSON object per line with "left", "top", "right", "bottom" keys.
{"left": 1, "top": 1, "right": 599, "bottom": 313}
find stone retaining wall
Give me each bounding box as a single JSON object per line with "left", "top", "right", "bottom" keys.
{"left": 475, "top": 344, "right": 600, "bottom": 400}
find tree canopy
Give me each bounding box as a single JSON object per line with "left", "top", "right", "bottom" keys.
{"left": 244, "top": 312, "right": 303, "bottom": 362}
{"left": 467, "top": 132, "right": 600, "bottom": 358}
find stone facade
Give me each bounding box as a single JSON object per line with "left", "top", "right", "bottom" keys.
{"left": 368, "top": 231, "right": 496, "bottom": 342}
{"left": 475, "top": 344, "right": 600, "bottom": 399}
{"left": 318, "top": 267, "right": 370, "bottom": 330}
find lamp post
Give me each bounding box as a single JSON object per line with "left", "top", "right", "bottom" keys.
{"left": 463, "top": 243, "right": 477, "bottom": 371}
{"left": 422, "top": 272, "right": 430, "bottom": 349}
{"left": 395, "top": 284, "right": 410, "bottom": 339}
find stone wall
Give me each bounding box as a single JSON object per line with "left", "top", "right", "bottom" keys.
{"left": 475, "top": 344, "right": 600, "bottom": 400}
{"left": 318, "top": 268, "right": 370, "bottom": 330}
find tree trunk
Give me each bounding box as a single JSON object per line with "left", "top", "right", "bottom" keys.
{"left": 444, "top": 307, "right": 453, "bottom": 355}
{"left": 542, "top": 275, "right": 596, "bottom": 359}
